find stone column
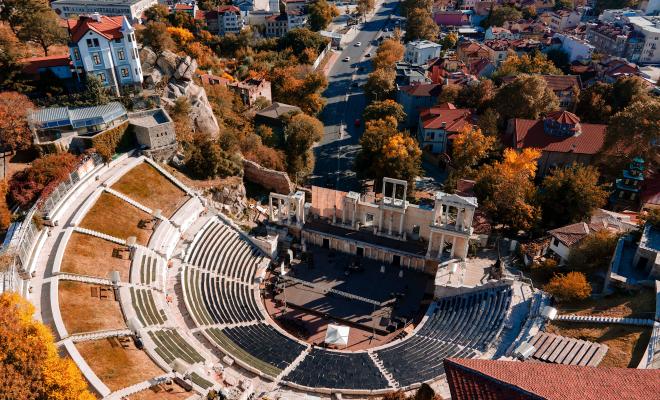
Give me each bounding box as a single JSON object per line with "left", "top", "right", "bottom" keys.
{"left": 457, "top": 208, "right": 463, "bottom": 230}
{"left": 427, "top": 231, "right": 434, "bottom": 257}
{"left": 388, "top": 214, "right": 393, "bottom": 236}
{"left": 399, "top": 213, "right": 404, "bottom": 237}
{"left": 378, "top": 208, "right": 384, "bottom": 232}
{"left": 451, "top": 237, "right": 457, "bottom": 258}
{"left": 438, "top": 234, "right": 445, "bottom": 259}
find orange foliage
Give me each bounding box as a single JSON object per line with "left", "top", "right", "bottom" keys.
{"left": 0, "top": 180, "right": 11, "bottom": 230}
{"left": 166, "top": 26, "right": 194, "bottom": 45}
{"left": 0, "top": 292, "right": 94, "bottom": 400}
{"left": 543, "top": 271, "right": 592, "bottom": 302}
{"left": 0, "top": 92, "right": 34, "bottom": 151}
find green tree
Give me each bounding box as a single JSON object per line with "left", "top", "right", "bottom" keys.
{"left": 139, "top": 21, "right": 175, "bottom": 54}
{"left": 17, "top": 10, "right": 66, "bottom": 56}
{"left": 364, "top": 68, "right": 396, "bottom": 101}
{"left": 285, "top": 113, "right": 324, "bottom": 179}
{"left": 543, "top": 272, "right": 592, "bottom": 302}
{"left": 554, "top": 0, "right": 573, "bottom": 10}
{"left": 494, "top": 51, "right": 562, "bottom": 78}
{"left": 610, "top": 76, "right": 649, "bottom": 112}
{"left": 567, "top": 230, "right": 620, "bottom": 272}
{"left": 495, "top": 74, "right": 559, "bottom": 120}
{"left": 539, "top": 165, "right": 608, "bottom": 229}
{"left": 308, "top": 0, "right": 339, "bottom": 31}
{"left": 604, "top": 99, "right": 660, "bottom": 161}
{"left": 143, "top": 4, "right": 170, "bottom": 23}
{"left": 356, "top": 117, "right": 421, "bottom": 187}
{"left": 440, "top": 32, "right": 458, "bottom": 50}
{"left": 546, "top": 48, "right": 570, "bottom": 71}
{"left": 363, "top": 99, "right": 406, "bottom": 123}
{"left": 404, "top": 7, "right": 439, "bottom": 42}
{"left": 185, "top": 134, "right": 242, "bottom": 179}
{"left": 482, "top": 6, "right": 522, "bottom": 28}
{"left": 83, "top": 75, "right": 109, "bottom": 106}
{"left": 278, "top": 28, "right": 329, "bottom": 55}
{"left": 477, "top": 108, "right": 500, "bottom": 137}
{"left": 575, "top": 82, "right": 613, "bottom": 123}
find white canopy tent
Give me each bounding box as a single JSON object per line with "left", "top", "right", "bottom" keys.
{"left": 325, "top": 324, "right": 350, "bottom": 347}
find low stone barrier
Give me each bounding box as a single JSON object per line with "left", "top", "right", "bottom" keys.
{"left": 242, "top": 159, "right": 293, "bottom": 194}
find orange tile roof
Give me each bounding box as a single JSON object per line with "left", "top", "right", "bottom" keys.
{"left": 445, "top": 358, "right": 660, "bottom": 400}
{"left": 420, "top": 106, "right": 473, "bottom": 131}
{"left": 67, "top": 15, "right": 125, "bottom": 43}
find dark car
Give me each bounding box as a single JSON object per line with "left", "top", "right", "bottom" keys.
{"left": 354, "top": 118, "right": 361, "bottom": 127}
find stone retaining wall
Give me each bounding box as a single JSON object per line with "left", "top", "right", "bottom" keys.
{"left": 242, "top": 159, "right": 293, "bottom": 195}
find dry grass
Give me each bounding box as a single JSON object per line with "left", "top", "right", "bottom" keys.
{"left": 556, "top": 288, "right": 656, "bottom": 319}
{"left": 76, "top": 338, "right": 165, "bottom": 392}
{"left": 128, "top": 383, "right": 191, "bottom": 400}
{"left": 80, "top": 192, "right": 153, "bottom": 245}
{"left": 58, "top": 281, "right": 126, "bottom": 334}
{"left": 60, "top": 233, "right": 131, "bottom": 281}
{"left": 112, "top": 163, "right": 188, "bottom": 218}
{"left": 545, "top": 321, "right": 652, "bottom": 368}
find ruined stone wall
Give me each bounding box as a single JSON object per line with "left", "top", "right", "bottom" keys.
{"left": 242, "top": 159, "right": 293, "bottom": 194}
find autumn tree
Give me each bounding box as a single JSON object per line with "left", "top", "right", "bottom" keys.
{"left": 567, "top": 230, "right": 620, "bottom": 272}
{"left": 474, "top": 148, "right": 541, "bottom": 231}
{"left": 405, "top": 7, "right": 439, "bottom": 42}
{"left": 284, "top": 113, "right": 324, "bottom": 179}
{"left": 437, "top": 83, "right": 461, "bottom": 104}
{"left": 143, "top": 3, "right": 170, "bottom": 23}
{"left": 271, "top": 65, "right": 328, "bottom": 115}
{"left": 440, "top": 32, "right": 458, "bottom": 50}
{"left": 539, "top": 165, "right": 608, "bottom": 229}
{"left": 481, "top": 6, "right": 522, "bottom": 28}
{"left": 17, "top": 9, "right": 66, "bottom": 56}
{"left": 278, "top": 28, "right": 329, "bottom": 58}
{"left": 455, "top": 79, "right": 495, "bottom": 111}
{"left": 9, "top": 153, "right": 78, "bottom": 208}
{"left": 450, "top": 125, "right": 496, "bottom": 177}
{"left": 357, "top": 0, "right": 376, "bottom": 15}
{"left": 373, "top": 39, "right": 405, "bottom": 70}
{"left": 604, "top": 98, "right": 660, "bottom": 162}
{"left": 0, "top": 180, "right": 11, "bottom": 230}
{"left": 575, "top": 82, "right": 613, "bottom": 123}
{"left": 0, "top": 0, "right": 49, "bottom": 33}
{"left": 363, "top": 99, "right": 406, "bottom": 123}
{"left": 309, "top": 0, "right": 340, "bottom": 31}
{"left": 477, "top": 108, "right": 500, "bottom": 137}
{"left": 356, "top": 117, "right": 421, "bottom": 186}
{"left": 0, "top": 92, "right": 34, "bottom": 158}
{"left": 495, "top": 74, "right": 559, "bottom": 120}
{"left": 609, "top": 75, "right": 649, "bottom": 112}
{"left": 543, "top": 272, "right": 591, "bottom": 302}
{"left": 0, "top": 292, "right": 95, "bottom": 400}
{"left": 494, "top": 51, "right": 563, "bottom": 79}
{"left": 185, "top": 134, "right": 242, "bottom": 179}
{"left": 139, "top": 21, "right": 175, "bottom": 54}
{"left": 0, "top": 25, "right": 26, "bottom": 89}
{"left": 364, "top": 68, "right": 396, "bottom": 101}
{"left": 167, "top": 26, "right": 194, "bottom": 46}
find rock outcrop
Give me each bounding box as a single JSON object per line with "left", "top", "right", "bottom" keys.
{"left": 211, "top": 182, "right": 249, "bottom": 218}
{"left": 141, "top": 48, "right": 219, "bottom": 137}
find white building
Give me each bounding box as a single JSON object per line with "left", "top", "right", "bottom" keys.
{"left": 628, "top": 16, "right": 660, "bottom": 63}
{"left": 642, "top": 0, "right": 660, "bottom": 15}
{"left": 404, "top": 40, "right": 442, "bottom": 66}
{"left": 553, "top": 33, "right": 595, "bottom": 62}
{"left": 51, "top": 0, "right": 157, "bottom": 23}
{"left": 67, "top": 14, "right": 143, "bottom": 96}
{"left": 265, "top": 11, "right": 307, "bottom": 37}
{"left": 204, "top": 5, "right": 244, "bottom": 35}
{"left": 549, "top": 9, "right": 581, "bottom": 32}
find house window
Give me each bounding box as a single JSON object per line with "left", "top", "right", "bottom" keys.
{"left": 92, "top": 53, "right": 101, "bottom": 65}
{"left": 117, "top": 49, "right": 125, "bottom": 60}
{"left": 132, "top": 48, "right": 137, "bottom": 59}
{"left": 553, "top": 238, "right": 560, "bottom": 247}
{"left": 73, "top": 48, "right": 80, "bottom": 60}
{"left": 86, "top": 38, "right": 100, "bottom": 48}
{"left": 113, "top": 38, "right": 121, "bottom": 44}
{"left": 120, "top": 67, "right": 129, "bottom": 77}
{"left": 366, "top": 213, "right": 374, "bottom": 222}
{"left": 98, "top": 72, "right": 106, "bottom": 82}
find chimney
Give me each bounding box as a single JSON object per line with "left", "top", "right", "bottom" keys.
{"left": 91, "top": 12, "right": 102, "bottom": 22}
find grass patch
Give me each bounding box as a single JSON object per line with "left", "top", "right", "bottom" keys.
{"left": 112, "top": 163, "right": 188, "bottom": 218}
{"left": 80, "top": 192, "right": 153, "bottom": 245}
{"left": 545, "top": 321, "right": 651, "bottom": 368}
{"left": 555, "top": 287, "right": 656, "bottom": 319}
{"left": 58, "top": 281, "right": 126, "bottom": 334}
{"left": 61, "top": 233, "right": 131, "bottom": 281}
{"left": 76, "top": 338, "right": 164, "bottom": 392}
{"left": 128, "top": 382, "right": 191, "bottom": 400}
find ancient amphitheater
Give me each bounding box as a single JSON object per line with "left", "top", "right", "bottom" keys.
{"left": 15, "top": 153, "right": 556, "bottom": 400}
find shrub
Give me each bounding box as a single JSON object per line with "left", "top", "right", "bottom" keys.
{"left": 9, "top": 153, "right": 78, "bottom": 208}
{"left": 89, "top": 121, "right": 132, "bottom": 161}
{"left": 543, "top": 271, "right": 591, "bottom": 302}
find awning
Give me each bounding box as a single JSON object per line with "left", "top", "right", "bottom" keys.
{"left": 324, "top": 324, "right": 350, "bottom": 346}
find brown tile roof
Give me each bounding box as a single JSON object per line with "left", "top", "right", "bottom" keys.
{"left": 67, "top": 15, "right": 125, "bottom": 43}
{"left": 548, "top": 222, "right": 590, "bottom": 246}
{"left": 546, "top": 110, "right": 581, "bottom": 124}
{"left": 511, "top": 118, "right": 606, "bottom": 155}
{"left": 399, "top": 83, "right": 443, "bottom": 97}
{"left": 419, "top": 106, "right": 473, "bottom": 131}
{"left": 444, "top": 358, "right": 660, "bottom": 400}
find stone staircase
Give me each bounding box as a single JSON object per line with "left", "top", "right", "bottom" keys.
{"left": 556, "top": 314, "right": 655, "bottom": 326}
{"left": 68, "top": 328, "right": 133, "bottom": 343}
{"left": 369, "top": 352, "right": 399, "bottom": 389}
{"left": 57, "top": 273, "right": 114, "bottom": 286}
{"left": 104, "top": 187, "right": 159, "bottom": 217}
{"left": 74, "top": 227, "right": 127, "bottom": 245}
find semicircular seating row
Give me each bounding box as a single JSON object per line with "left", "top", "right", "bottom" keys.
{"left": 180, "top": 218, "right": 514, "bottom": 391}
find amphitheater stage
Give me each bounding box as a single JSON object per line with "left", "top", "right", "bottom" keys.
{"left": 270, "top": 246, "right": 432, "bottom": 340}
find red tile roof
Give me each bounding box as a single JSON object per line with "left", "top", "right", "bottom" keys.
{"left": 67, "top": 15, "right": 125, "bottom": 43}
{"left": 502, "top": 74, "right": 581, "bottom": 91}
{"left": 511, "top": 118, "right": 606, "bottom": 155}
{"left": 419, "top": 106, "right": 473, "bottom": 131}
{"left": 399, "top": 83, "right": 443, "bottom": 97}
{"left": 548, "top": 222, "right": 590, "bottom": 246}
{"left": 445, "top": 358, "right": 660, "bottom": 400}
{"left": 546, "top": 110, "right": 581, "bottom": 124}
{"left": 20, "top": 55, "right": 72, "bottom": 75}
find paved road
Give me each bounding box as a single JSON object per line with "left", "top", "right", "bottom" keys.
{"left": 310, "top": 0, "right": 400, "bottom": 192}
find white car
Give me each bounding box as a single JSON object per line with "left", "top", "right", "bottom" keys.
{"left": 355, "top": 42, "right": 361, "bottom": 46}
{"left": 343, "top": 56, "right": 351, "bottom": 61}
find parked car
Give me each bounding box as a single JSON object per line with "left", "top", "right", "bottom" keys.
{"left": 355, "top": 42, "right": 361, "bottom": 46}
{"left": 343, "top": 56, "right": 351, "bottom": 61}
{"left": 365, "top": 52, "right": 371, "bottom": 57}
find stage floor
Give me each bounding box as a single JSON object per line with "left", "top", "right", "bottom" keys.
{"left": 271, "top": 246, "right": 432, "bottom": 334}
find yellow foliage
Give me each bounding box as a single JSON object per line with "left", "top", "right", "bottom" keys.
{"left": 543, "top": 271, "right": 592, "bottom": 302}
{"left": 451, "top": 125, "right": 495, "bottom": 172}
{"left": 500, "top": 148, "right": 541, "bottom": 180}
{"left": 167, "top": 26, "right": 194, "bottom": 44}
{"left": 0, "top": 292, "right": 94, "bottom": 399}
